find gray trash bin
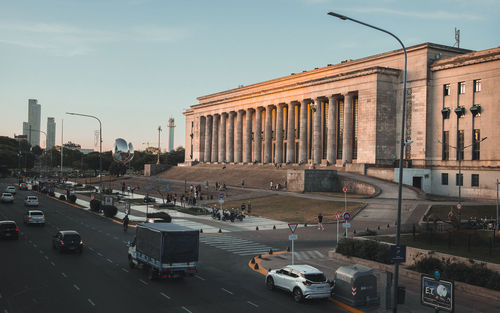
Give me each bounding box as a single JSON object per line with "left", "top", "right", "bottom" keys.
{"left": 333, "top": 264, "right": 380, "bottom": 306}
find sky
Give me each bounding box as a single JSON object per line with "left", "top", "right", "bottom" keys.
{"left": 1, "top": 0, "right": 499, "bottom": 152}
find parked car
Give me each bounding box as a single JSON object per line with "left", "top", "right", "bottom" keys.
{"left": 52, "top": 230, "right": 83, "bottom": 253}
{"left": 24, "top": 210, "right": 46, "bottom": 225}
{"left": 0, "top": 221, "right": 19, "bottom": 240}
{"left": 265, "top": 265, "right": 332, "bottom": 302}
{"left": 24, "top": 196, "right": 39, "bottom": 207}
{"left": 5, "top": 186, "right": 16, "bottom": 194}
{"left": 1, "top": 193, "right": 14, "bottom": 203}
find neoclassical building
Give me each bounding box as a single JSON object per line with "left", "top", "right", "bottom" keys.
{"left": 184, "top": 43, "right": 500, "bottom": 198}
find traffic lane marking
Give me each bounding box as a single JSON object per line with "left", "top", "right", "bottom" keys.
{"left": 88, "top": 298, "right": 95, "bottom": 306}
{"left": 139, "top": 279, "right": 148, "bottom": 285}
{"left": 160, "top": 292, "right": 170, "bottom": 299}
{"left": 221, "top": 288, "right": 234, "bottom": 295}
{"left": 194, "top": 275, "right": 205, "bottom": 281}
{"left": 247, "top": 301, "right": 259, "bottom": 308}
{"left": 181, "top": 306, "right": 193, "bottom": 313}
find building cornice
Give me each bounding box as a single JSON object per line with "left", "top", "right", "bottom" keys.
{"left": 431, "top": 46, "right": 500, "bottom": 71}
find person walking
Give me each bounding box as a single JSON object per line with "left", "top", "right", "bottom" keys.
{"left": 123, "top": 214, "right": 129, "bottom": 232}
{"left": 317, "top": 213, "right": 324, "bottom": 231}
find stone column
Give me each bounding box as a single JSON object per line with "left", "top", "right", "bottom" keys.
{"left": 211, "top": 114, "right": 219, "bottom": 163}
{"left": 275, "top": 103, "right": 284, "bottom": 164}
{"left": 298, "top": 100, "right": 308, "bottom": 164}
{"left": 327, "top": 95, "right": 338, "bottom": 164}
{"left": 204, "top": 115, "right": 212, "bottom": 163}
{"left": 286, "top": 102, "right": 296, "bottom": 163}
{"left": 312, "top": 98, "right": 322, "bottom": 164}
{"left": 244, "top": 108, "right": 253, "bottom": 163}
{"left": 236, "top": 110, "right": 244, "bottom": 163}
{"left": 219, "top": 113, "right": 227, "bottom": 163}
{"left": 227, "top": 112, "right": 235, "bottom": 162}
{"left": 264, "top": 105, "right": 273, "bottom": 164}
{"left": 342, "top": 93, "right": 353, "bottom": 164}
{"left": 254, "top": 107, "right": 263, "bottom": 163}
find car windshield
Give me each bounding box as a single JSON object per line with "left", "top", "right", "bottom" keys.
{"left": 28, "top": 197, "right": 37, "bottom": 200}
{"left": 0, "top": 223, "right": 16, "bottom": 229}
{"left": 31, "top": 212, "right": 43, "bottom": 216}
{"left": 304, "top": 273, "right": 326, "bottom": 282}
{"left": 64, "top": 234, "right": 80, "bottom": 241}
{"left": 2, "top": 193, "right": 10, "bottom": 196}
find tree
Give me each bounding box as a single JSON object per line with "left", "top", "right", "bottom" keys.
{"left": 31, "top": 145, "right": 43, "bottom": 156}
{"left": 109, "top": 161, "right": 126, "bottom": 177}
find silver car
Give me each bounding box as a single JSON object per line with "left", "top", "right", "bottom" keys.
{"left": 24, "top": 210, "right": 46, "bottom": 225}
{"left": 1, "top": 193, "right": 14, "bottom": 203}
{"left": 24, "top": 196, "right": 39, "bottom": 207}
{"left": 265, "top": 264, "right": 331, "bottom": 302}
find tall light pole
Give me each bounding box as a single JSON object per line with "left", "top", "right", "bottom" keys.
{"left": 437, "top": 136, "right": 487, "bottom": 226}
{"left": 328, "top": 12, "right": 407, "bottom": 313}
{"left": 157, "top": 125, "right": 162, "bottom": 164}
{"left": 66, "top": 112, "right": 103, "bottom": 192}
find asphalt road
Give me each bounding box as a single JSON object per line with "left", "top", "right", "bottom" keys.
{"left": 0, "top": 179, "right": 348, "bottom": 313}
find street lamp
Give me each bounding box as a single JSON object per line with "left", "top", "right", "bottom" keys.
{"left": 328, "top": 12, "right": 407, "bottom": 313}
{"left": 66, "top": 112, "right": 103, "bottom": 192}
{"left": 437, "top": 136, "right": 487, "bottom": 225}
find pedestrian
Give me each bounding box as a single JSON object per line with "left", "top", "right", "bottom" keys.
{"left": 241, "top": 179, "right": 245, "bottom": 188}
{"left": 317, "top": 213, "right": 324, "bottom": 231}
{"left": 123, "top": 214, "right": 129, "bottom": 232}
{"left": 270, "top": 181, "right": 273, "bottom": 190}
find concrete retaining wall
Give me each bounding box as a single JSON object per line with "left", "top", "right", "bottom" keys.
{"left": 144, "top": 164, "right": 170, "bottom": 176}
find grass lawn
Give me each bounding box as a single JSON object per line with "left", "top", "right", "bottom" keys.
{"left": 208, "top": 194, "right": 364, "bottom": 224}
{"left": 373, "top": 230, "right": 500, "bottom": 263}
{"left": 427, "top": 205, "right": 498, "bottom": 220}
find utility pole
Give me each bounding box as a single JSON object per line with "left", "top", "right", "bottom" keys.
{"left": 60, "top": 119, "right": 64, "bottom": 177}
{"left": 157, "top": 125, "right": 162, "bottom": 164}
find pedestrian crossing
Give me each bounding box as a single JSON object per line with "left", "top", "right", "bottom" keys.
{"left": 171, "top": 219, "right": 222, "bottom": 233}
{"left": 199, "top": 233, "right": 279, "bottom": 256}
{"left": 292, "top": 250, "right": 326, "bottom": 261}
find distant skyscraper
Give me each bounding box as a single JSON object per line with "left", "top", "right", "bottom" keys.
{"left": 47, "top": 117, "right": 56, "bottom": 150}
{"left": 167, "top": 118, "right": 175, "bottom": 152}
{"left": 22, "top": 99, "right": 41, "bottom": 147}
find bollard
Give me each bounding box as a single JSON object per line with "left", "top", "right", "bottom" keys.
{"left": 258, "top": 254, "right": 262, "bottom": 259}
{"left": 304, "top": 223, "right": 308, "bottom": 227}
{"left": 254, "top": 263, "right": 259, "bottom": 270}
{"left": 353, "top": 229, "right": 357, "bottom": 234}
{"left": 387, "top": 224, "right": 390, "bottom": 228}
{"left": 200, "top": 229, "right": 203, "bottom": 233}
{"left": 218, "top": 228, "right": 222, "bottom": 233}
{"left": 269, "top": 249, "right": 273, "bottom": 255}
{"left": 256, "top": 226, "right": 259, "bottom": 231}
{"left": 287, "top": 246, "right": 290, "bottom": 252}
{"left": 377, "top": 225, "right": 380, "bottom": 230}
{"left": 251, "top": 257, "right": 255, "bottom": 264}
{"left": 273, "top": 225, "right": 276, "bottom": 230}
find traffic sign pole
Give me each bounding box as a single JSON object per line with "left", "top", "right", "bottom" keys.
{"left": 343, "top": 186, "right": 347, "bottom": 238}
{"left": 292, "top": 237, "right": 294, "bottom": 265}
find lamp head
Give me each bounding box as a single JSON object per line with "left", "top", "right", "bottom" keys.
{"left": 328, "top": 12, "right": 348, "bottom": 20}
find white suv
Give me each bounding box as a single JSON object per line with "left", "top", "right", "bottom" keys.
{"left": 24, "top": 196, "right": 39, "bottom": 207}
{"left": 265, "top": 264, "right": 331, "bottom": 302}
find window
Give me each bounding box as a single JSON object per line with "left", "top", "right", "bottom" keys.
{"left": 457, "top": 130, "right": 464, "bottom": 161}
{"left": 456, "top": 173, "right": 463, "bottom": 186}
{"left": 474, "top": 80, "right": 481, "bottom": 92}
{"left": 472, "top": 129, "right": 481, "bottom": 160}
{"left": 471, "top": 174, "right": 479, "bottom": 187}
{"left": 441, "top": 173, "right": 448, "bottom": 185}
{"left": 442, "top": 131, "right": 449, "bottom": 160}
{"left": 458, "top": 82, "right": 466, "bottom": 94}
{"left": 443, "top": 84, "right": 450, "bottom": 96}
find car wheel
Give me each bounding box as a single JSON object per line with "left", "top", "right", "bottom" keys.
{"left": 266, "top": 276, "right": 275, "bottom": 290}
{"left": 293, "top": 287, "right": 304, "bottom": 303}
{"left": 148, "top": 267, "right": 157, "bottom": 281}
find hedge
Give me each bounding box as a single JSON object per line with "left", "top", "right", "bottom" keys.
{"left": 90, "top": 199, "right": 101, "bottom": 212}
{"left": 102, "top": 205, "right": 118, "bottom": 218}
{"left": 336, "top": 238, "right": 391, "bottom": 264}
{"left": 413, "top": 257, "right": 500, "bottom": 291}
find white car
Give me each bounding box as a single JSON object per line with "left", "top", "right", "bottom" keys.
{"left": 24, "top": 196, "right": 39, "bottom": 206}
{"left": 1, "top": 193, "right": 14, "bottom": 203}
{"left": 5, "top": 186, "right": 16, "bottom": 194}
{"left": 24, "top": 210, "right": 45, "bottom": 225}
{"left": 265, "top": 264, "right": 332, "bottom": 302}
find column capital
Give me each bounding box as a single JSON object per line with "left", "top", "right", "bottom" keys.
{"left": 256, "top": 106, "right": 264, "bottom": 112}
{"left": 246, "top": 107, "right": 255, "bottom": 113}
{"left": 221, "top": 112, "right": 228, "bottom": 117}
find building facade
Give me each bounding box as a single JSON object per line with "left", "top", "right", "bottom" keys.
{"left": 22, "top": 99, "right": 41, "bottom": 147}
{"left": 47, "top": 117, "right": 56, "bottom": 150}
{"left": 184, "top": 43, "right": 500, "bottom": 198}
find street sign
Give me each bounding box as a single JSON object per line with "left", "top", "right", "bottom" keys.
{"left": 390, "top": 245, "right": 407, "bottom": 263}
{"left": 289, "top": 234, "right": 298, "bottom": 240}
{"left": 288, "top": 223, "right": 298, "bottom": 234}
{"left": 342, "top": 222, "right": 351, "bottom": 228}
{"left": 342, "top": 186, "right": 348, "bottom": 193}
{"left": 336, "top": 212, "right": 341, "bottom": 221}
{"left": 456, "top": 203, "right": 462, "bottom": 210}
{"left": 421, "top": 275, "right": 454, "bottom": 312}
{"left": 343, "top": 212, "right": 351, "bottom": 221}
{"left": 219, "top": 193, "right": 224, "bottom": 199}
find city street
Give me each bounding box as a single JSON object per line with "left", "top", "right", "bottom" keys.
{"left": 0, "top": 180, "right": 346, "bottom": 313}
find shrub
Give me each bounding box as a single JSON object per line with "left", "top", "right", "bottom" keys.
{"left": 59, "top": 195, "right": 66, "bottom": 201}
{"left": 102, "top": 205, "right": 118, "bottom": 218}
{"left": 68, "top": 194, "right": 77, "bottom": 203}
{"left": 336, "top": 238, "right": 391, "bottom": 264}
{"left": 90, "top": 199, "right": 101, "bottom": 212}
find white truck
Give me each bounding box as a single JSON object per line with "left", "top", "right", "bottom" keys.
{"left": 128, "top": 223, "right": 199, "bottom": 280}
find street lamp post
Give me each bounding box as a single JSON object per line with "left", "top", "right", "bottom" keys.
{"left": 437, "top": 137, "right": 487, "bottom": 226}
{"left": 66, "top": 112, "right": 103, "bottom": 192}
{"left": 328, "top": 12, "right": 407, "bottom": 313}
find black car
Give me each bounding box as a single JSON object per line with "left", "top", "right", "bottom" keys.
{"left": 0, "top": 221, "right": 19, "bottom": 240}
{"left": 52, "top": 230, "right": 83, "bottom": 253}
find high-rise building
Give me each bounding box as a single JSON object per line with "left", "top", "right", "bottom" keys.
{"left": 22, "top": 99, "right": 41, "bottom": 147}
{"left": 46, "top": 117, "right": 56, "bottom": 150}
{"left": 167, "top": 118, "right": 175, "bottom": 152}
